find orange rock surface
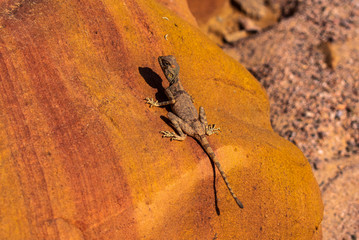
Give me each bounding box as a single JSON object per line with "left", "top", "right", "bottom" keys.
{"left": 0, "top": 0, "right": 323, "bottom": 239}
{"left": 187, "top": 0, "right": 227, "bottom": 24}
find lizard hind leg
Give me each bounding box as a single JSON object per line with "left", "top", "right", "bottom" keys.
{"left": 161, "top": 112, "right": 194, "bottom": 141}
{"left": 199, "top": 106, "right": 221, "bottom": 136}
{"left": 199, "top": 106, "right": 208, "bottom": 126}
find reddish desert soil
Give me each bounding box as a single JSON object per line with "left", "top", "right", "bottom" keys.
{"left": 188, "top": 0, "right": 359, "bottom": 239}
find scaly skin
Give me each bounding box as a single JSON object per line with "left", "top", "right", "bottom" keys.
{"left": 145, "top": 55, "right": 243, "bottom": 211}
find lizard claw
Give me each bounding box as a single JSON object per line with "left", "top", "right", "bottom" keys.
{"left": 160, "top": 131, "right": 186, "bottom": 141}
{"left": 206, "top": 124, "right": 221, "bottom": 136}
{"left": 145, "top": 97, "right": 160, "bottom": 108}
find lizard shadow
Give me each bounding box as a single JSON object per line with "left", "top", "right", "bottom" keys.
{"left": 139, "top": 66, "right": 221, "bottom": 215}
{"left": 208, "top": 156, "right": 221, "bottom": 215}
{"left": 139, "top": 67, "right": 177, "bottom": 127}
{"left": 139, "top": 67, "right": 175, "bottom": 126}
{"left": 139, "top": 67, "right": 169, "bottom": 106}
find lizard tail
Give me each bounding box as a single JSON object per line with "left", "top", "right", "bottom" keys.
{"left": 198, "top": 135, "right": 244, "bottom": 209}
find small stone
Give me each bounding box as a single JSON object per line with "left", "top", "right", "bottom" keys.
{"left": 238, "top": 18, "right": 261, "bottom": 32}
{"left": 224, "top": 31, "right": 248, "bottom": 43}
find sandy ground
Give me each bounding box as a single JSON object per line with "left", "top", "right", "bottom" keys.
{"left": 188, "top": 0, "right": 359, "bottom": 238}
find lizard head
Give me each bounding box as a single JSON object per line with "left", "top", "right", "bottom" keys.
{"left": 158, "top": 55, "right": 180, "bottom": 85}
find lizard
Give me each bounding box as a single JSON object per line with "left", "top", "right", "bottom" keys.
{"left": 145, "top": 55, "right": 244, "bottom": 210}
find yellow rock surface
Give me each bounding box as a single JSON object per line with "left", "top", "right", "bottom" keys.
{"left": 0, "top": 0, "right": 323, "bottom": 239}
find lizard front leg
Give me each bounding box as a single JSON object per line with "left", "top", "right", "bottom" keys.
{"left": 199, "top": 106, "right": 221, "bottom": 136}
{"left": 145, "top": 98, "right": 175, "bottom": 107}
{"left": 145, "top": 88, "right": 175, "bottom": 108}
{"left": 161, "top": 112, "right": 195, "bottom": 141}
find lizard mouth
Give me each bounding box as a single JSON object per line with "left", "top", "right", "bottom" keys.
{"left": 158, "top": 57, "right": 166, "bottom": 69}
{"left": 159, "top": 59, "right": 164, "bottom": 68}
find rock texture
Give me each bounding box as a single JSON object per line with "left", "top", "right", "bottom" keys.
{"left": 0, "top": 0, "right": 323, "bottom": 239}
{"left": 187, "top": 0, "right": 227, "bottom": 24}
